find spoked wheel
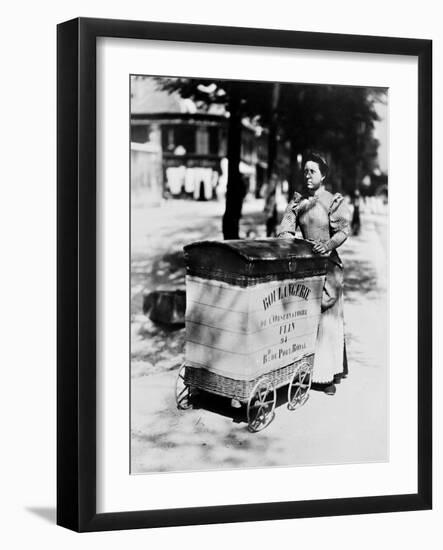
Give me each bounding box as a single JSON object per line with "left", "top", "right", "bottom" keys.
{"left": 175, "top": 364, "right": 193, "bottom": 410}
{"left": 287, "top": 361, "right": 312, "bottom": 411}
{"left": 247, "top": 377, "right": 276, "bottom": 432}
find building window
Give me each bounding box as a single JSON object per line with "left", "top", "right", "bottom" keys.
{"left": 219, "top": 128, "right": 228, "bottom": 157}
{"left": 131, "top": 125, "right": 149, "bottom": 143}
{"left": 162, "top": 125, "right": 176, "bottom": 151}
{"left": 174, "top": 125, "right": 195, "bottom": 154}
{"left": 196, "top": 127, "right": 209, "bottom": 155}
{"left": 208, "top": 127, "right": 219, "bottom": 155}
{"left": 167, "top": 128, "right": 175, "bottom": 150}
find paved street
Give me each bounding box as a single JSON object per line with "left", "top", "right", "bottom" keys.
{"left": 131, "top": 197, "right": 388, "bottom": 473}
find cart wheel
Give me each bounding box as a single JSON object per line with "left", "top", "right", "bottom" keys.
{"left": 247, "top": 377, "right": 276, "bottom": 432}
{"left": 175, "top": 364, "right": 193, "bottom": 410}
{"left": 287, "top": 361, "right": 312, "bottom": 411}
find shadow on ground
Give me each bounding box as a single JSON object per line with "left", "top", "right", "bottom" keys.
{"left": 131, "top": 207, "right": 381, "bottom": 373}
{"left": 131, "top": 386, "right": 282, "bottom": 473}
{"left": 131, "top": 208, "right": 267, "bottom": 315}
{"left": 26, "top": 507, "right": 56, "bottom": 525}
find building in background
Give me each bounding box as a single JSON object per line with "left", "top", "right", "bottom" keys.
{"left": 131, "top": 77, "right": 270, "bottom": 204}
{"left": 131, "top": 141, "right": 163, "bottom": 207}
{"left": 131, "top": 78, "right": 387, "bottom": 206}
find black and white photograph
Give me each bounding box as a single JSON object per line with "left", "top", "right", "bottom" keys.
{"left": 0, "top": 0, "right": 438, "bottom": 542}
{"left": 130, "top": 75, "right": 389, "bottom": 474}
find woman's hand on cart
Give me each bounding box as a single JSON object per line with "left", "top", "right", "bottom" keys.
{"left": 311, "top": 240, "right": 329, "bottom": 255}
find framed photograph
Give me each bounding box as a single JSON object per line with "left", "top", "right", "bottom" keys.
{"left": 57, "top": 17, "right": 432, "bottom": 532}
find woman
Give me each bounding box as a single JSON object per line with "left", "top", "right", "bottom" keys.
{"left": 277, "top": 152, "right": 351, "bottom": 395}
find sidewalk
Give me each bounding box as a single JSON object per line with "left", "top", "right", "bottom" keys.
{"left": 131, "top": 199, "right": 388, "bottom": 473}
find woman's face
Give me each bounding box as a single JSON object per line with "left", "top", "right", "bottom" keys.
{"left": 304, "top": 161, "right": 325, "bottom": 194}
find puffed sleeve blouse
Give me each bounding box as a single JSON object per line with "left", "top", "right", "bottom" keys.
{"left": 277, "top": 190, "right": 350, "bottom": 253}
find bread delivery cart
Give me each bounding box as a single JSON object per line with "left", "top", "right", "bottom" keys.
{"left": 175, "top": 239, "right": 328, "bottom": 432}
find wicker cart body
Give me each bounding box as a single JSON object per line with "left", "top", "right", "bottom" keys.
{"left": 177, "top": 238, "right": 328, "bottom": 431}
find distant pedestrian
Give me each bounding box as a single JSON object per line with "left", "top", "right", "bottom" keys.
{"left": 264, "top": 173, "right": 279, "bottom": 237}
{"left": 351, "top": 190, "right": 361, "bottom": 235}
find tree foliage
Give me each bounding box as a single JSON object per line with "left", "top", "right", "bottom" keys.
{"left": 153, "top": 76, "right": 386, "bottom": 234}
{"left": 276, "top": 84, "right": 384, "bottom": 195}
{"left": 156, "top": 77, "right": 275, "bottom": 238}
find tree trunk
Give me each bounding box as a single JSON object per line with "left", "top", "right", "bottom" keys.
{"left": 267, "top": 83, "right": 281, "bottom": 179}
{"left": 288, "top": 143, "right": 301, "bottom": 200}
{"left": 222, "top": 90, "right": 243, "bottom": 239}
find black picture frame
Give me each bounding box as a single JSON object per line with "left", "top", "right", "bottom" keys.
{"left": 57, "top": 17, "right": 432, "bottom": 532}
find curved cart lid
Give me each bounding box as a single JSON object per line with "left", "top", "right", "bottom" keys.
{"left": 184, "top": 238, "right": 328, "bottom": 286}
